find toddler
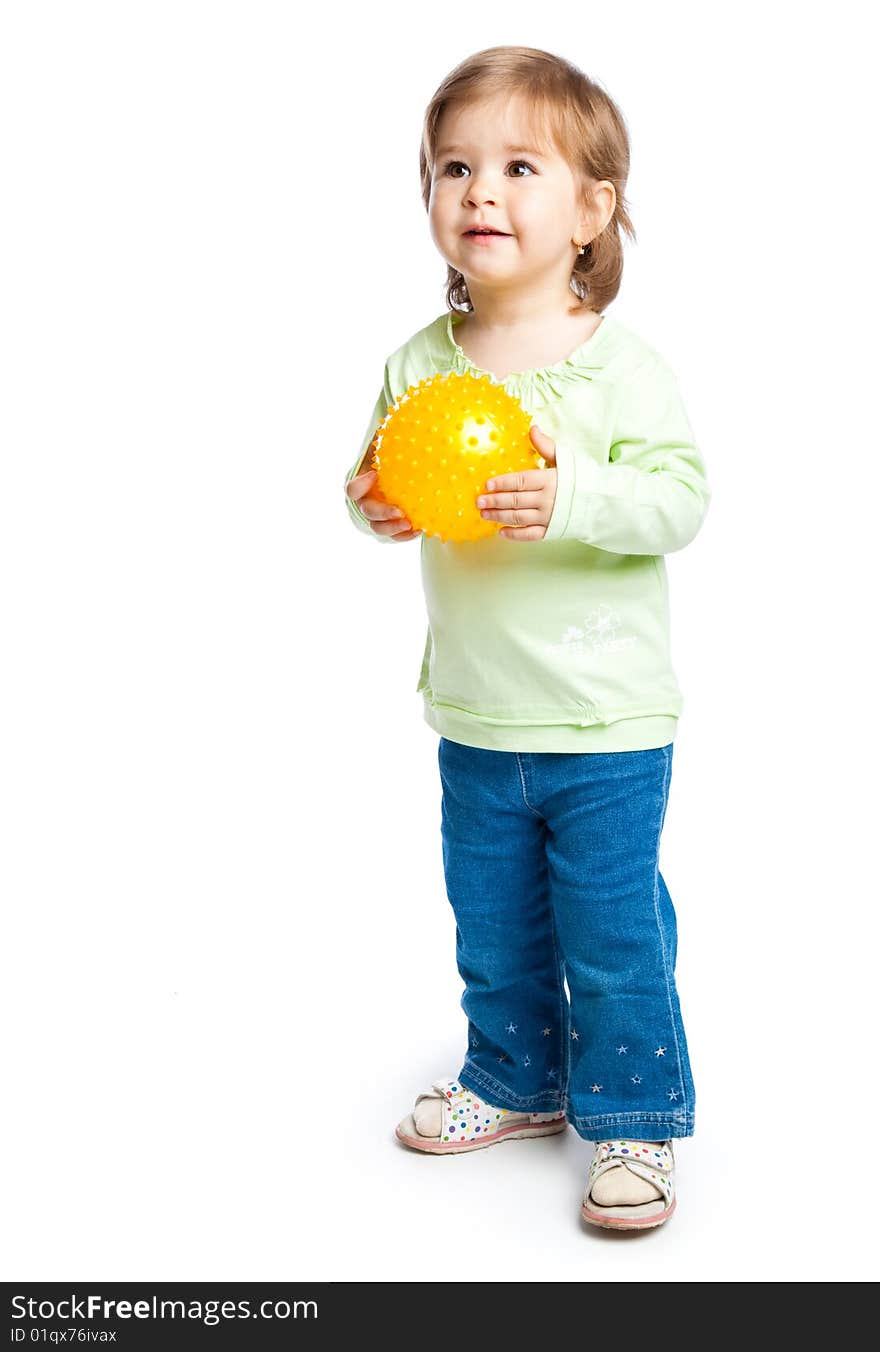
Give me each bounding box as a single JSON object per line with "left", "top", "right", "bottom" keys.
{"left": 343, "top": 46, "right": 711, "bottom": 1231}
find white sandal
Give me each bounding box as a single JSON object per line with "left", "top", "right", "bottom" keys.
{"left": 395, "top": 1076, "right": 567, "bottom": 1154}
{"left": 581, "top": 1139, "right": 676, "bottom": 1229}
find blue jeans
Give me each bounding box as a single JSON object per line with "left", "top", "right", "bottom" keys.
{"left": 438, "top": 736, "right": 695, "bottom": 1140}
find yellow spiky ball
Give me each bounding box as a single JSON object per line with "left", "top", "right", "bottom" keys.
{"left": 370, "top": 372, "right": 542, "bottom": 543}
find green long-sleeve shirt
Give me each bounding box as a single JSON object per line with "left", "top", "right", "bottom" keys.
{"left": 343, "top": 309, "right": 711, "bottom": 752}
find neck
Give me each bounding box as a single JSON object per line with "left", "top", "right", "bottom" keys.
{"left": 461, "top": 283, "right": 584, "bottom": 334}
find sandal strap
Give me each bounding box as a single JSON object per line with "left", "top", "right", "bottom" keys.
{"left": 588, "top": 1140, "right": 675, "bottom": 1204}
{"left": 415, "top": 1077, "right": 561, "bottom": 1142}
{"left": 414, "top": 1077, "right": 516, "bottom": 1142}
{"left": 596, "top": 1140, "right": 673, "bottom": 1170}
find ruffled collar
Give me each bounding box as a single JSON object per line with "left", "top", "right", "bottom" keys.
{"left": 443, "top": 309, "right": 615, "bottom": 409}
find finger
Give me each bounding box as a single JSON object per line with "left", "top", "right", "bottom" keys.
{"left": 477, "top": 489, "right": 546, "bottom": 512}
{"left": 359, "top": 494, "right": 407, "bottom": 522}
{"left": 479, "top": 487, "right": 549, "bottom": 519}
{"left": 390, "top": 528, "right": 422, "bottom": 542}
{"left": 482, "top": 507, "right": 547, "bottom": 527}
{"left": 529, "top": 424, "right": 556, "bottom": 461}
{"left": 371, "top": 515, "right": 416, "bottom": 537}
{"left": 498, "top": 525, "right": 547, "bottom": 542}
{"left": 345, "top": 468, "right": 378, "bottom": 503}
{"left": 482, "top": 470, "right": 548, "bottom": 495}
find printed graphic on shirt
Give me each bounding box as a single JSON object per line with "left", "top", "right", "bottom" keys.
{"left": 548, "top": 603, "right": 639, "bottom": 658}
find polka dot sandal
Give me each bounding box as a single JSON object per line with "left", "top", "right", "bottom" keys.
{"left": 582, "top": 1140, "right": 676, "bottom": 1229}
{"left": 395, "top": 1076, "right": 567, "bottom": 1154}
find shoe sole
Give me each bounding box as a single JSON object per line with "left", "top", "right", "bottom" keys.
{"left": 581, "top": 1196, "right": 676, "bottom": 1230}
{"left": 395, "top": 1116, "right": 567, "bottom": 1154}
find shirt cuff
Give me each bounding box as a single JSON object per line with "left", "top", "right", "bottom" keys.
{"left": 542, "top": 439, "right": 604, "bottom": 543}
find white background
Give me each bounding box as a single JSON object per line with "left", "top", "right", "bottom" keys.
{"left": 1, "top": 0, "right": 877, "bottom": 1283}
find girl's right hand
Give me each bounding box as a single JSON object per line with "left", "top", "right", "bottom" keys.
{"left": 345, "top": 469, "right": 422, "bottom": 542}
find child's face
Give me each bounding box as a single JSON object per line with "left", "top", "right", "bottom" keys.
{"left": 428, "top": 94, "right": 602, "bottom": 304}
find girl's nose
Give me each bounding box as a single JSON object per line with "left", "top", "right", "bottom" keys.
{"left": 464, "top": 189, "right": 499, "bottom": 206}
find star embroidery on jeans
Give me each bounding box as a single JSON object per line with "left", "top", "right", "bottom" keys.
{"left": 590, "top": 1084, "right": 602, "bottom": 1093}
{"left": 523, "top": 1055, "right": 531, "bottom": 1068}
{"left": 668, "top": 1087, "right": 679, "bottom": 1100}
{"left": 497, "top": 1053, "right": 508, "bottom": 1063}
{"left": 570, "top": 1030, "right": 579, "bottom": 1041}
{"left": 542, "top": 1027, "right": 552, "bottom": 1037}
{"left": 546, "top": 1068, "right": 558, "bottom": 1080}
{"left": 631, "top": 1075, "right": 642, "bottom": 1084}
{"left": 655, "top": 1046, "right": 667, "bottom": 1057}
{"left": 506, "top": 1022, "right": 518, "bottom": 1034}
{"left": 617, "top": 1045, "right": 628, "bottom": 1055}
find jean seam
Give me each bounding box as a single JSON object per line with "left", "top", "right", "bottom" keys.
{"left": 546, "top": 860, "right": 569, "bottom": 1103}
{"left": 515, "top": 752, "right": 543, "bottom": 819}
{"left": 460, "top": 1058, "right": 562, "bottom": 1111}
{"left": 569, "top": 1110, "right": 691, "bottom": 1121}
{"left": 571, "top": 1109, "right": 694, "bottom": 1136}
{"left": 652, "top": 743, "right": 687, "bottom": 1122}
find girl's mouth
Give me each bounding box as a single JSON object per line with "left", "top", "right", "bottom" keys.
{"left": 464, "top": 231, "right": 511, "bottom": 244}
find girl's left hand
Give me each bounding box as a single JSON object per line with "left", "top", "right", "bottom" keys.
{"left": 475, "top": 424, "right": 558, "bottom": 541}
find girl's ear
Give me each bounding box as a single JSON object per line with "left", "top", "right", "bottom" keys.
{"left": 575, "top": 178, "right": 616, "bottom": 247}
{"left": 587, "top": 180, "right": 617, "bottom": 237}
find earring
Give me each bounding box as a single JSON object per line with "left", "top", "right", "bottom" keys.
{"left": 573, "top": 239, "right": 586, "bottom": 255}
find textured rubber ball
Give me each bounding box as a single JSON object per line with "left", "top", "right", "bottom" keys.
{"left": 369, "top": 372, "right": 542, "bottom": 543}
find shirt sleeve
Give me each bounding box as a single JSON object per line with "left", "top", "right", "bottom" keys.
{"left": 541, "top": 355, "right": 711, "bottom": 555}
{"left": 342, "top": 365, "right": 396, "bottom": 543}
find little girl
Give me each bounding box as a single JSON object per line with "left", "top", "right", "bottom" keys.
{"left": 344, "top": 46, "right": 711, "bottom": 1231}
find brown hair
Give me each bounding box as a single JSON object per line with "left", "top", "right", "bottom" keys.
{"left": 419, "top": 46, "right": 636, "bottom": 316}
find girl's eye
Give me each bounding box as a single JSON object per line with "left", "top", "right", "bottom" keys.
{"left": 443, "top": 160, "right": 535, "bottom": 179}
